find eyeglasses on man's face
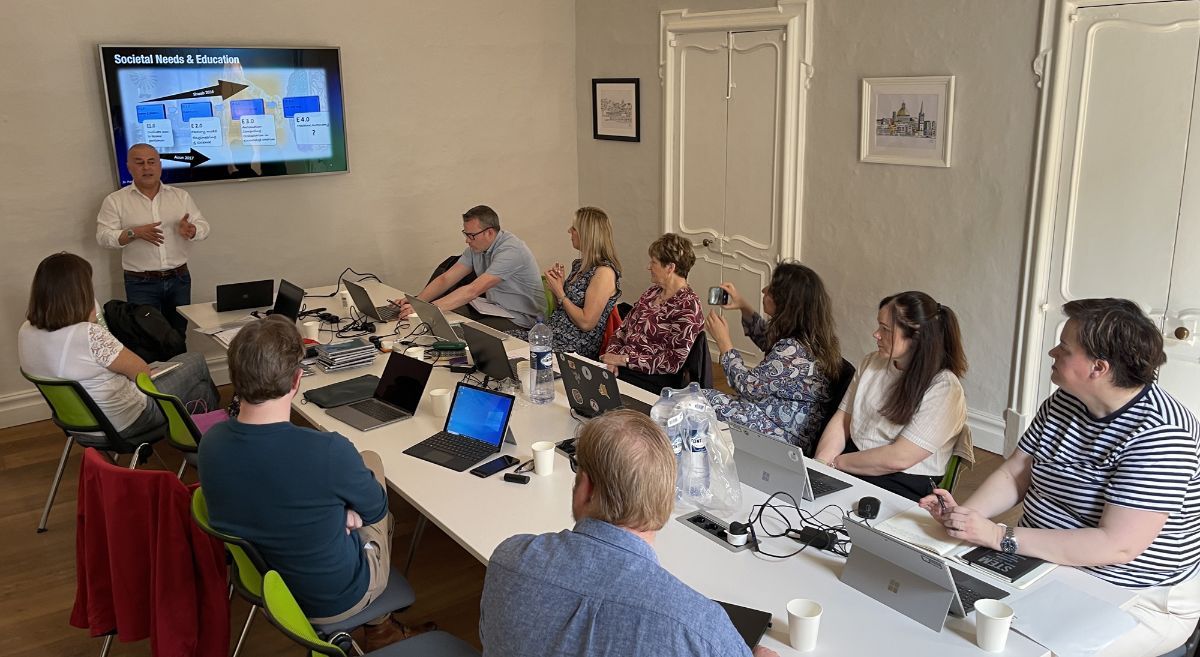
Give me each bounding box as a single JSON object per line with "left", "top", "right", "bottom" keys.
{"left": 462, "top": 226, "right": 493, "bottom": 240}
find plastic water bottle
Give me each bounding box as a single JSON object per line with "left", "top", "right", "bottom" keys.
{"left": 651, "top": 391, "right": 687, "bottom": 501}
{"left": 528, "top": 318, "right": 555, "bottom": 405}
{"left": 684, "top": 416, "right": 711, "bottom": 500}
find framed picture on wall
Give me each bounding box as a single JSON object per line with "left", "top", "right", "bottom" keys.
{"left": 592, "top": 78, "right": 640, "bottom": 142}
{"left": 860, "top": 76, "right": 955, "bottom": 167}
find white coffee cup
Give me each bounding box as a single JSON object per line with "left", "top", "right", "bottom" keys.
{"left": 974, "top": 599, "right": 1014, "bottom": 653}
{"left": 787, "top": 598, "right": 822, "bottom": 652}
{"left": 428, "top": 388, "right": 453, "bottom": 418}
{"left": 300, "top": 320, "right": 320, "bottom": 342}
{"left": 531, "top": 440, "right": 556, "bottom": 476}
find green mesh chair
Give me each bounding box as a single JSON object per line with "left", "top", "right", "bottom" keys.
{"left": 938, "top": 455, "right": 963, "bottom": 493}
{"left": 21, "top": 369, "right": 164, "bottom": 533}
{"left": 191, "top": 488, "right": 418, "bottom": 656}
{"left": 136, "top": 373, "right": 204, "bottom": 478}
{"left": 261, "top": 570, "right": 478, "bottom": 657}
{"left": 540, "top": 275, "right": 557, "bottom": 318}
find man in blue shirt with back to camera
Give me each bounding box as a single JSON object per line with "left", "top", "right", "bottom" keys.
{"left": 415, "top": 204, "right": 544, "bottom": 333}
{"left": 198, "top": 316, "right": 430, "bottom": 650}
{"left": 480, "top": 409, "right": 779, "bottom": 657}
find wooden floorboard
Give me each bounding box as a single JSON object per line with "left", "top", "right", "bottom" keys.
{"left": 0, "top": 373, "right": 1010, "bottom": 655}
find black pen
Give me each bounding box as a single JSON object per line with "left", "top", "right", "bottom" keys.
{"left": 930, "top": 480, "right": 947, "bottom": 515}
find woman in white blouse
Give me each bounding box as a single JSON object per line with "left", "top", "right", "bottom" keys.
{"left": 18, "top": 252, "right": 219, "bottom": 448}
{"left": 813, "top": 291, "right": 968, "bottom": 501}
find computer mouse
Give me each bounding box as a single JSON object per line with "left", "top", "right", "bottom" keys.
{"left": 857, "top": 496, "right": 880, "bottom": 520}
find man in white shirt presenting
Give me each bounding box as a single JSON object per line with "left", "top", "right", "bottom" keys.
{"left": 97, "top": 143, "right": 211, "bottom": 338}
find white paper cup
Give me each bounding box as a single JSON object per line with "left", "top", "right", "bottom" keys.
{"left": 428, "top": 388, "right": 453, "bottom": 418}
{"left": 787, "top": 598, "right": 822, "bottom": 652}
{"left": 300, "top": 320, "right": 320, "bottom": 341}
{"left": 974, "top": 599, "right": 1014, "bottom": 652}
{"left": 531, "top": 440, "right": 556, "bottom": 476}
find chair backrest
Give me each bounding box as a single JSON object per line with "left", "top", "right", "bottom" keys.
{"left": 681, "top": 330, "right": 712, "bottom": 389}
{"left": 540, "top": 275, "right": 556, "bottom": 319}
{"left": 808, "top": 358, "right": 856, "bottom": 456}
{"left": 261, "top": 570, "right": 346, "bottom": 657}
{"left": 599, "top": 305, "right": 623, "bottom": 354}
{"left": 939, "top": 455, "right": 962, "bottom": 492}
{"left": 190, "top": 488, "right": 267, "bottom": 604}
{"left": 136, "top": 373, "right": 202, "bottom": 452}
{"left": 427, "top": 254, "right": 477, "bottom": 291}
{"left": 21, "top": 368, "right": 123, "bottom": 444}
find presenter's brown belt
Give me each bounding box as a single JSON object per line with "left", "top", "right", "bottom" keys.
{"left": 124, "top": 264, "right": 189, "bottom": 280}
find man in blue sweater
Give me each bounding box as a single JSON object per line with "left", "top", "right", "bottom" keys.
{"left": 199, "top": 316, "right": 413, "bottom": 648}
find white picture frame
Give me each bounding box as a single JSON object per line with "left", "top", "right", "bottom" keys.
{"left": 860, "top": 76, "right": 955, "bottom": 168}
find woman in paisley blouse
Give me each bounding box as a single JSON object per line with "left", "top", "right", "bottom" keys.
{"left": 17, "top": 252, "right": 219, "bottom": 449}
{"left": 701, "top": 263, "right": 841, "bottom": 452}
{"left": 601, "top": 233, "right": 704, "bottom": 389}
{"left": 544, "top": 207, "right": 622, "bottom": 359}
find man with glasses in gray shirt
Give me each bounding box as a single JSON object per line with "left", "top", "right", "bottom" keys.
{"left": 416, "top": 205, "right": 543, "bottom": 332}
{"left": 480, "top": 410, "right": 779, "bottom": 657}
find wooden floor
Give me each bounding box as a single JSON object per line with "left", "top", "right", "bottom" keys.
{"left": 0, "top": 371, "right": 1012, "bottom": 656}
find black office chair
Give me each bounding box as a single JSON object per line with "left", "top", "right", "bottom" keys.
{"left": 617, "top": 330, "right": 710, "bottom": 394}
{"left": 426, "top": 255, "right": 476, "bottom": 292}
{"left": 806, "top": 357, "right": 856, "bottom": 456}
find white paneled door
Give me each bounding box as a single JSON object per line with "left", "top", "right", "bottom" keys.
{"left": 1037, "top": 0, "right": 1200, "bottom": 411}
{"left": 667, "top": 29, "right": 786, "bottom": 362}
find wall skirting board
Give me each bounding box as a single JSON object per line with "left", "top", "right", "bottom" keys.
{"left": 968, "top": 409, "right": 1007, "bottom": 456}
{"left": 1, "top": 355, "right": 231, "bottom": 430}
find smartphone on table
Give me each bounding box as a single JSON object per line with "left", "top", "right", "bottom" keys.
{"left": 470, "top": 455, "right": 520, "bottom": 478}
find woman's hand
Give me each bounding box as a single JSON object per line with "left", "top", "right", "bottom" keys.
{"left": 600, "top": 352, "right": 627, "bottom": 373}
{"left": 918, "top": 488, "right": 958, "bottom": 524}
{"left": 705, "top": 310, "right": 734, "bottom": 353}
{"left": 345, "top": 509, "right": 363, "bottom": 535}
{"left": 544, "top": 263, "right": 566, "bottom": 299}
{"left": 718, "top": 282, "right": 748, "bottom": 312}
{"left": 943, "top": 506, "right": 1003, "bottom": 549}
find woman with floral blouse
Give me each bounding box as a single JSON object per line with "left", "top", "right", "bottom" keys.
{"left": 701, "top": 263, "right": 842, "bottom": 453}
{"left": 601, "top": 233, "right": 703, "bottom": 391}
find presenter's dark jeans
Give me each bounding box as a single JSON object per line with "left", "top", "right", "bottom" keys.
{"left": 124, "top": 270, "right": 191, "bottom": 338}
{"left": 840, "top": 440, "right": 939, "bottom": 502}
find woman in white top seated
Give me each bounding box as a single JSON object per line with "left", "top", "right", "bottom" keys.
{"left": 813, "top": 291, "right": 967, "bottom": 501}
{"left": 18, "top": 252, "right": 219, "bottom": 449}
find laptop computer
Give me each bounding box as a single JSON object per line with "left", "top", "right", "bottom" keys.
{"left": 325, "top": 352, "right": 433, "bottom": 431}
{"left": 405, "top": 294, "right": 465, "bottom": 341}
{"left": 842, "top": 519, "right": 1008, "bottom": 632}
{"left": 555, "top": 352, "right": 652, "bottom": 417}
{"left": 344, "top": 280, "right": 402, "bottom": 322}
{"left": 461, "top": 323, "right": 521, "bottom": 382}
{"left": 270, "top": 279, "right": 305, "bottom": 322}
{"left": 728, "top": 422, "right": 852, "bottom": 501}
{"left": 403, "top": 383, "right": 516, "bottom": 471}
{"left": 215, "top": 279, "right": 273, "bottom": 312}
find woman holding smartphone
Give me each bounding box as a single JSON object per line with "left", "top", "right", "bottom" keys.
{"left": 701, "top": 263, "right": 841, "bottom": 453}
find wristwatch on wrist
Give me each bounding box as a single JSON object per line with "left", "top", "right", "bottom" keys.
{"left": 125, "top": 228, "right": 135, "bottom": 241}
{"left": 998, "top": 523, "right": 1018, "bottom": 554}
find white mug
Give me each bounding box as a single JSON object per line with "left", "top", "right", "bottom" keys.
{"left": 531, "top": 441, "right": 556, "bottom": 476}
{"left": 300, "top": 320, "right": 320, "bottom": 342}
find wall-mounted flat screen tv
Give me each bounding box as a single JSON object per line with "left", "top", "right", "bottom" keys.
{"left": 98, "top": 45, "right": 348, "bottom": 187}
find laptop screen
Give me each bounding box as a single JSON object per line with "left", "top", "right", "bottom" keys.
{"left": 446, "top": 384, "right": 514, "bottom": 447}
{"left": 273, "top": 279, "right": 304, "bottom": 322}
{"left": 375, "top": 352, "right": 433, "bottom": 413}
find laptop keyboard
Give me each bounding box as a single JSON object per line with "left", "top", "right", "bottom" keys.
{"left": 374, "top": 305, "right": 402, "bottom": 321}
{"left": 950, "top": 567, "right": 1008, "bottom": 614}
{"left": 350, "top": 399, "right": 408, "bottom": 422}
{"left": 422, "top": 431, "right": 496, "bottom": 462}
{"left": 807, "top": 468, "right": 853, "bottom": 498}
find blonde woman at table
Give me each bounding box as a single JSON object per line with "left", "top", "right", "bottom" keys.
{"left": 813, "top": 291, "right": 968, "bottom": 502}
{"left": 543, "top": 207, "right": 621, "bottom": 359}
{"left": 920, "top": 298, "right": 1200, "bottom": 657}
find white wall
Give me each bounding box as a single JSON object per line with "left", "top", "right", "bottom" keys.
{"left": 0, "top": 1, "right": 579, "bottom": 426}
{"left": 577, "top": 0, "right": 1041, "bottom": 451}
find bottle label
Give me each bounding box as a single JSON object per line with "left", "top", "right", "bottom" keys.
{"left": 689, "top": 431, "right": 706, "bottom": 452}
{"left": 531, "top": 349, "right": 553, "bottom": 370}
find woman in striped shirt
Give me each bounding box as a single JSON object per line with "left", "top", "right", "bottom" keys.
{"left": 921, "top": 298, "right": 1200, "bottom": 657}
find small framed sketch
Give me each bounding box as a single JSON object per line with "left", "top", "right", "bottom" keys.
{"left": 592, "top": 78, "right": 640, "bottom": 142}
{"left": 861, "top": 76, "right": 955, "bottom": 167}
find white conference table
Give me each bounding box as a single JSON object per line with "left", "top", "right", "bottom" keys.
{"left": 180, "top": 280, "right": 1136, "bottom": 656}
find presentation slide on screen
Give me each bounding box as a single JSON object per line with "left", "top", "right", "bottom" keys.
{"left": 101, "top": 47, "right": 347, "bottom": 184}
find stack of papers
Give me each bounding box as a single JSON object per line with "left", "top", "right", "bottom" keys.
{"left": 315, "top": 338, "right": 377, "bottom": 373}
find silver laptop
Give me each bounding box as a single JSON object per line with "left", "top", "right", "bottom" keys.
{"left": 325, "top": 352, "right": 432, "bottom": 431}
{"left": 343, "top": 280, "right": 402, "bottom": 322}
{"left": 405, "top": 294, "right": 465, "bottom": 341}
{"left": 842, "top": 519, "right": 1008, "bottom": 632}
{"left": 728, "top": 423, "right": 851, "bottom": 501}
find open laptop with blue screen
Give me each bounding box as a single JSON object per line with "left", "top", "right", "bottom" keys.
{"left": 403, "top": 383, "right": 515, "bottom": 471}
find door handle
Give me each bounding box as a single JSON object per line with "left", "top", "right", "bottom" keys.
{"left": 1175, "top": 326, "right": 1191, "bottom": 340}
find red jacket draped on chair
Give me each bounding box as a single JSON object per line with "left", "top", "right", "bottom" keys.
{"left": 71, "top": 448, "right": 229, "bottom": 657}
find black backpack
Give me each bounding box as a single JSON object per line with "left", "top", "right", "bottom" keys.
{"left": 102, "top": 300, "right": 186, "bottom": 363}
